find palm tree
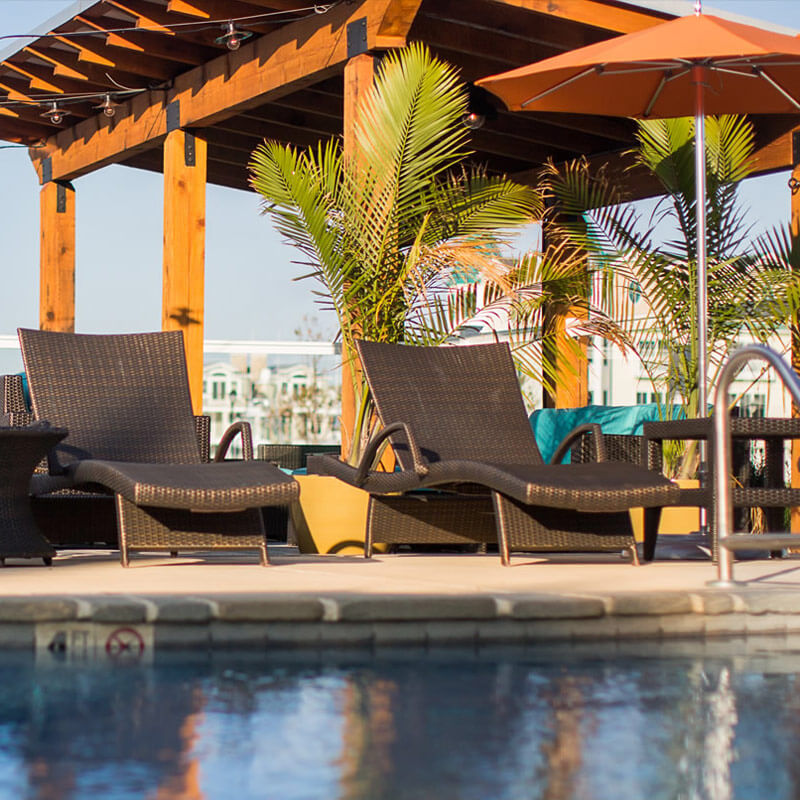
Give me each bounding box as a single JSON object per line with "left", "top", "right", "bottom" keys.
{"left": 541, "top": 114, "right": 800, "bottom": 474}
{"left": 249, "top": 43, "right": 541, "bottom": 462}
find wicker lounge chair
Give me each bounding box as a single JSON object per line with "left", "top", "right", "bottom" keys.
{"left": 307, "top": 340, "right": 681, "bottom": 565}
{"left": 18, "top": 328, "right": 298, "bottom": 566}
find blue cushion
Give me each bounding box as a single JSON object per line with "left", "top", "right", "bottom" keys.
{"left": 16, "top": 372, "right": 31, "bottom": 411}
{"left": 529, "top": 404, "right": 684, "bottom": 463}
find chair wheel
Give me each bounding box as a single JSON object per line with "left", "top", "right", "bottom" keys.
{"left": 170, "top": 550, "right": 178, "bottom": 557}
{"left": 43, "top": 556, "right": 53, "bottom": 566}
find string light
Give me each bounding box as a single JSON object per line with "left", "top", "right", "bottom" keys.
{"left": 40, "top": 102, "right": 67, "bottom": 125}
{"left": 215, "top": 22, "right": 253, "bottom": 52}
{"left": 0, "top": 1, "right": 340, "bottom": 129}
{"left": 93, "top": 94, "right": 119, "bottom": 118}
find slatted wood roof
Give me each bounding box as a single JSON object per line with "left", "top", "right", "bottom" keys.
{"left": 0, "top": 0, "right": 795, "bottom": 195}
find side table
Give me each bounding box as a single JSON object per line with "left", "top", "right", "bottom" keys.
{"left": 0, "top": 425, "right": 67, "bottom": 565}
{"left": 643, "top": 417, "right": 800, "bottom": 557}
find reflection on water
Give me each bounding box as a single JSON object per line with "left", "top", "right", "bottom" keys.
{"left": 0, "top": 643, "right": 798, "bottom": 799}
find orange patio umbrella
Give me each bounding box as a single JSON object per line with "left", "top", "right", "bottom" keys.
{"left": 477, "top": 5, "right": 800, "bottom": 422}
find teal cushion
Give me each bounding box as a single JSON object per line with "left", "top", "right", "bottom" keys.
{"left": 529, "top": 404, "right": 684, "bottom": 463}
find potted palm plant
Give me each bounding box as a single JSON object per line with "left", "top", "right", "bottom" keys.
{"left": 541, "top": 114, "right": 800, "bottom": 480}
{"left": 249, "top": 44, "right": 543, "bottom": 552}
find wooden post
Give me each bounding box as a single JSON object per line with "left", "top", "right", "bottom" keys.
{"left": 163, "top": 127, "right": 207, "bottom": 414}
{"left": 340, "top": 52, "right": 376, "bottom": 459}
{"left": 542, "top": 308, "right": 589, "bottom": 409}
{"left": 39, "top": 181, "right": 75, "bottom": 332}
{"left": 790, "top": 130, "right": 800, "bottom": 532}
{"left": 541, "top": 215, "right": 589, "bottom": 410}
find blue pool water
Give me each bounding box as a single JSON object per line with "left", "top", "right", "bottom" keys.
{"left": 0, "top": 641, "right": 798, "bottom": 799}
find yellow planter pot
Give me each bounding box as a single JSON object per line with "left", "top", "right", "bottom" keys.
{"left": 289, "top": 474, "right": 388, "bottom": 555}
{"left": 630, "top": 478, "right": 701, "bottom": 542}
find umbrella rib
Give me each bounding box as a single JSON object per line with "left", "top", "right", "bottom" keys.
{"left": 643, "top": 66, "right": 690, "bottom": 117}
{"left": 521, "top": 66, "right": 598, "bottom": 108}
{"left": 755, "top": 67, "right": 800, "bottom": 111}
{"left": 713, "top": 66, "right": 761, "bottom": 79}
{"left": 644, "top": 72, "right": 669, "bottom": 118}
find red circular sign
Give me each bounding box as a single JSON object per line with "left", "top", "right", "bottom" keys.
{"left": 105, "top": 627, "right": 146, "bottom": 660}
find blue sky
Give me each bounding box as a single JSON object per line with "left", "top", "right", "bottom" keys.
{"left": 0, "top": 0, "right": 799, "bottom": 371}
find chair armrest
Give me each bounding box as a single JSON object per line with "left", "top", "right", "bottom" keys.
{"left": 215, "top": 420, "right": 254, "bottom": 461}
{"left": 355, "top": 422, "right": 429, "bottom": 486}
{"left": 549, "top": 423, "right": 606, "bottom": 465}
{"left": 1, "top": 374, "right": 27, "bottom": 414}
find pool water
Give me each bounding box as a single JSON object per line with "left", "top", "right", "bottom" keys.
{"left": 0, "top": 641, "right": 798, "bottom": 799}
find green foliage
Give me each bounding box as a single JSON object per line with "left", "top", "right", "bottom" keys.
{"left": 250, "top": 44, "right": 541, "bottom": 461}
{"left": 541, "top": 115, "right": 800, "bottom": 476}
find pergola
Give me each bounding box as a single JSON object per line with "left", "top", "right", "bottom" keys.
{"left": 0, "top": 0, "right": 798, "bottom": 415}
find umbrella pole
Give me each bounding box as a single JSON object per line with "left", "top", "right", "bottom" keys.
{"left": 694, "top": 66, "right": 710, "bottom": 543}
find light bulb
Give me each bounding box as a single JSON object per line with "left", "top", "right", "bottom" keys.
{"left": 103, "top": 104, "right": 116, "bottom": 117}
{"left": 227, "top": 33, "right": 240, "bottom": 51}
{"left": 462, "top": 111, "right": 485, "bottom": 130}
{"left": 41, "top": 102, "right": 67, "bottom": 124}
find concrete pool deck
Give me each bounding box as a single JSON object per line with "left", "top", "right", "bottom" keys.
{"left": 2, "top": 541, "right": 800, "bottom": 654}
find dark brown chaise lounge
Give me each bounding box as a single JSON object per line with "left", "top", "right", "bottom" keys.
{"left": 308, "top": 340, "right": 681, "bottom": 565}
{"left": 18, "top": 328, "right": 298, "bottom": 566}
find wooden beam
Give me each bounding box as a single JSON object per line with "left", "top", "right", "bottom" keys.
{"left": 340, "top": 52, "right": 377, "bottom": 458}
{"left": 40, "top": 181, "right": 75, "bottom": 333}
{"left": 376, "top": 0, "right": 424, "bottom": 48}
{"left": 162, "top": 128, "right": 207, "bottom": 413}
{"left": 34, "top": 0, "right": 403, "bottom": 183}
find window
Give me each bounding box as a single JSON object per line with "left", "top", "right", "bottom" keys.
{"left": 636, "top": 392, "right": 648, "bottom": 404}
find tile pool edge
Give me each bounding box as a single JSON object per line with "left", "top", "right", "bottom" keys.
{"left": 0, "top": 590, "right": 799, "bottom": 653}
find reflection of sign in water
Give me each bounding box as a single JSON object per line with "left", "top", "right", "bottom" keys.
{"left": 628, "top": 280, "right": 642, "bottom": 304}
{"left": 105, "top": 627, "right": 146, "bottom": 661}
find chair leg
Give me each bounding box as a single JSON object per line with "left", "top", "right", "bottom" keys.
{"left": 642, "top": 506, "right": 662, "bottom": 562}
{"left": 115, "top": 494, "right": 130, "bottom": 567}
{"left": 259, "top": 542, "right": 269, "bottom": 566}
{"left": 492, "top": 492, "right": 512, "bottom": 566}
{"left": 364, "top": 497, "right": 375, "bottom": 559}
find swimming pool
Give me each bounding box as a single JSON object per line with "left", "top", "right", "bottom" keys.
{"left": 0, "top": 640, "right": 796, "bottom": 799}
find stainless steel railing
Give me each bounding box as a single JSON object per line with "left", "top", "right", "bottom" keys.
{"left": 710, "top": 344, "right": 800, "bottom": 586}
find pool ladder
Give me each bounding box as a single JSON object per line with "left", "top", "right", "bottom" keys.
{"left": 710, "top": 344, "right": 800, "bottom": 586}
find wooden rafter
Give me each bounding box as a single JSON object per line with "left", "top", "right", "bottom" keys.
{"left": 492, "top": 0, "right": 671, "bottom": 34}
{"left": 104, "top": 1, "right": 176, "bottom": 34}
{"left": 29, "top": 43, "right": 158, "bottom": 90}
{"left": 165, "top": 0, "right": 286, "bottom": 23}
{"left": 51, "top": 31, "right": 177, "bottom": 81}
{"left": 75, "top": 10, "right": 219, "bottom": 62}
{"left": 1, "top": 62, "right": 66, "bottom": 94}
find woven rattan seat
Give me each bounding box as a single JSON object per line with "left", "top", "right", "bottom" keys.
{"left": 19, "top": 328, "right": 298, "bottom": 566}
{"left": 308, "top": 340, "right": 680, "bottom": 565}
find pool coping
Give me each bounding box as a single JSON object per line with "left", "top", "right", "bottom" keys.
{"left": 4, "top": 586, "right": 800, "bottom": 654}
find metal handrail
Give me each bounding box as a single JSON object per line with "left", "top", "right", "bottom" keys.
{"left": 710, "top": 344, "right": 800, "bottom": 586}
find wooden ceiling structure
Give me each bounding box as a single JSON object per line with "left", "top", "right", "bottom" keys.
{"left": 0, "top": 0, "right": 797, "bottom": 410}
